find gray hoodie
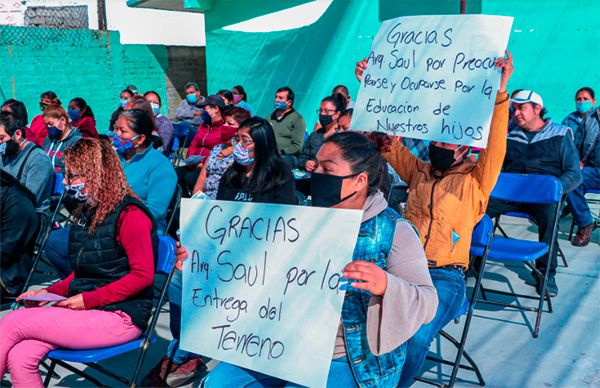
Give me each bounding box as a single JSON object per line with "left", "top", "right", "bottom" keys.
{"left": 1, "top": 142, "right": 53, "bottom": 212}
{"left": 333, "top": 191, "right": 438, "bottom": 359}
{"left": 42, "top": 127, "right": 82, "bottom": 174}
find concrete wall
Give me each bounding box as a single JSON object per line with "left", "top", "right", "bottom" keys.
{"left": 0, "top": 25, "right": 206, "bottom": 132}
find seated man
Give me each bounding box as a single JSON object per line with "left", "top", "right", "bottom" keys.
{"left": 0, "top": 111, "right": 53, "bottom": 212}
{"left": 0, "top": 170, "right": 39, "bottom": 304}
{"left": 355, "top": 52, "right": 513, "bottom": 386}
{"left": 267, "top": 86, "right": 306, "bottom": 167}
{"left": 568, "top": 105, "right": 599, "bottom": 246}
{"left": 173, "top": 82, "right": 205, "bottom": 145}
{"left": 486, "top": 90, "right": 582, "bottom": 296}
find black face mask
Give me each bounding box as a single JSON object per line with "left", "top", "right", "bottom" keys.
{"left": 310, "top": 172, "right": 359, "bottom": 208}
{"left": 318, "top": 114, "right": 334, "bottom": 128}
{"left": 428, "top": 143, "right": 457, "bottom": 172}
{"left": 0, "top": 139, "right": 20, "bottom": 158}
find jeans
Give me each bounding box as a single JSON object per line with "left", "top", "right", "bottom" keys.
{"left": 398, "top": 267, "right": 466, "bottom": 387}
{"left": 44, "top": 226, "right": 72, "bottom": 278}
{"left": 486, "top": 198, "right": 560, "bottom": 277}
{"left": 566, "top": 166, "right": 600, "bottom": 227}
{"left": 202, "top": 357, "right": 358, "bottom": 388}
{"left": 166, "top": 270, "right": 199, "bottom": 364}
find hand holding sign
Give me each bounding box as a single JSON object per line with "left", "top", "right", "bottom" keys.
{"left": 495, "top": 50, "right": 514, "bottom": 93}
{"left": 343, "top": 260, "right": 388, "bottom": 296}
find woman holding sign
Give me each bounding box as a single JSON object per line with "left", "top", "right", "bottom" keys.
{"left": 199, "top": 131, "right": 437, "bottom": 387}
{"left": 0, "top": 138, "right": 157, "bottom": 387}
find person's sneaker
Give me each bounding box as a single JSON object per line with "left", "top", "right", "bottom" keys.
{"left": 140, "top": 356, "right": 174, "bottom": 387}
{"left": 165, "top": 357, "right": 207, "bottom": 387}
{"left": 536, "top": 275, "right": 558, "bottom": 297}
{"left": 572, "top": 223, "right": 595, "bottom": 247}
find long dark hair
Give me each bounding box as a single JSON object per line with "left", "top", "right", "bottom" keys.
{"left": 222, "top": 117, "right": 290, "bottom": 193}
{"left": 70, "top": 97, "right": 95, "bottom": 119}
{"left": 323, "top": 131, "right": 385, "bottom": 194}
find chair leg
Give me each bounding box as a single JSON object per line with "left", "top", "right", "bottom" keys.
{"left": 558, "top": 247, "right": 568, "bottom": 268}
{"left": 568, "top": 217, "right": 576, "bottom": 241}
{"left": 43, "top": 360, "right": 57, "bottom": 387}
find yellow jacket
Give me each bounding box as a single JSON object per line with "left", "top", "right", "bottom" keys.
{"left": 383, "top": 92, "right": 509, "bottom": 268}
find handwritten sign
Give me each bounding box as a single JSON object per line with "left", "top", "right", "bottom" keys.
{"left": 180, "top": 199, "right": 363, "bottom": 387}
{"left": 351, "top": 14, "right": 513, "bottom": 147}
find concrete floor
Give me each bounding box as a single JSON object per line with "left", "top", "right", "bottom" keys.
{"left": 2, "top": 213, "right": 599, "bottom": 388}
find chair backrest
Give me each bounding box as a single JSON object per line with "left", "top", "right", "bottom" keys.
{"left": 53, "top": 172, "right": 65, "bottom": 196}
{"left": 490, "top": 173, "right": 563, "bottom": 204}
{"left": 34, "top": 211, "right": 52, "bottom": 251}
{"left": 156, "top": 235, "right": 177, "bottom": 275}
{"left": 471, "top": 215, "right": 493, "bottom": 247}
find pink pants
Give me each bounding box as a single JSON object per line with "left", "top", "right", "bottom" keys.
{"left": 0, "top": 307, "right": 142, "bottom": 387}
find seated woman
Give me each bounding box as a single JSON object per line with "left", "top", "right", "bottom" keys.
{"left": 232, "top": 85, "right": 255, "bottom": 116}
{"left": 217, "top": 117, "right": 296, "bottom": 203}
{"left": 145, "top": 91, "right": 175, "bottom": 155}
{"left": 201, "top": 131, "right": 437, "bottom": 387}
{"left": 113, "top": 109, "right": 177, "bottom": 232}
{"left": 141, "top": 116, "right": 295, "bottom": 387}
{"left": 42, "top": 105, "right": 82, "bottom": 174}
{"left": 177, "top": 95, "right": 235, "bottom": 196}
{"left": 45, "top": 110, "right": 176, "bottom": 277}
{"left": 192, "top": 107, "right": 250, "bottom": 199}
{"left": 125, "top": 95, "right": 163, "bottom": 150}
{"left": 298, "top": 93, "right": 347, "bottom": 172}
{"left": 0, "top": 138, "right": 156, "bottom": 387}
{"left": 109, "top": 89, "right": 134, "bottom": 133}
{"left": 68, "top": 97, "right": 99, "bottom": 139}
{"left": 29, "top": 91, "right": 61, "bottom": 146}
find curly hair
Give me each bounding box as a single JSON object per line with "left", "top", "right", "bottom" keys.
{"left": 63, "top": 138, "right": 137, "bottom": 233}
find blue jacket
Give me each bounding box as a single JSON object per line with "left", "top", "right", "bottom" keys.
{"left": 561, "top": 111, "right": 583, "bottom": 135}
{"left": 575, "top": 107, "right": 600, "bottom": 169}
{"left": 342, "top": 207, "right": 406, "bottom": 387}
{"left": 505, "top": 119, "right": 582, "bottom": 193}
{"left": 119, "top": 146, "right": 177, "bottom": 232}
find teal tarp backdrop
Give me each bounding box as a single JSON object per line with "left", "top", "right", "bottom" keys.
{"left": 204, "top": 0, "right": 600, "bottom": 131}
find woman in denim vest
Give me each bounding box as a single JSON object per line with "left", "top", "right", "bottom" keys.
{"left": 177, "top": 131, "right": 437, "bottom": 387}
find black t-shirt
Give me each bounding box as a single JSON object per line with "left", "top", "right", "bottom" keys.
{"left": 216, "top": 168, "right": 297, "bottom": 205}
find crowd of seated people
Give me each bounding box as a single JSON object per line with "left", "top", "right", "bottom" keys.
{"left": 1, "top": 50, "right": 599, "bottom": 388}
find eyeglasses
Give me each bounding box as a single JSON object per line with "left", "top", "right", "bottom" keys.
{"left": 316, "top": 109, "right": 337, "bottom": 115}
{"left": 232, "top": 136, "right": 253, "bottom": 147}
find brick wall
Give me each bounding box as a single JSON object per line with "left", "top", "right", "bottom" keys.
{"left": 0, "top": 25, "right": 205, "bottom": 132}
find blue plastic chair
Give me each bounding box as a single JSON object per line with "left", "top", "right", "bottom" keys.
{"left": 417, "top": 215, "right": 493, "bottom": 387}
{"left": 480, "top": 173, "right": 563, "bottom": 338}
{"left": 43, "top": 235, "right": 178, "bottom": 387}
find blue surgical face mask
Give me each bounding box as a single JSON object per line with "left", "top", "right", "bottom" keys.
{"left": 112, "top": 132, "right": 140, "bottom": 154}
{"left": 150, "top": 102, "right": 160, "bottom": 116}
{"left": 186, "top": 93, "right": 198, "bottom": 105}
{"left": 233, "top": 142, "right": 254, "bottom": 166}
{"left": 274, "top": 100, "right": 287, "bottom": 111}
{"left": 68, "top": 109, "right": 80, "bottom": 121}
{"left": 576, "top": 101, "right": 594, "bottom": 114}
{"left": 119, "top": 98, "right": 128, "bottom": 109}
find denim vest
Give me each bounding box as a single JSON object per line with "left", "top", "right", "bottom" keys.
{"left": 341, "top": 207, "right": 407, "bottom": 387}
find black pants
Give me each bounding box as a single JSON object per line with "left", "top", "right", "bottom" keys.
{"left": 486, "top": 199, "right": 560, "bottom": 277}
{"left": 175, "top": 166, "right": 201, "bottom": 197}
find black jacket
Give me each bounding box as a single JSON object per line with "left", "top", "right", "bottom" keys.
{"left": 0, "top": 170, "right": 39, "bottom": 295}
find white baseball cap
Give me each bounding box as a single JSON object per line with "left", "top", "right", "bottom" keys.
{"left": 510, "top": 90, "right": 544, "bottom": 108}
